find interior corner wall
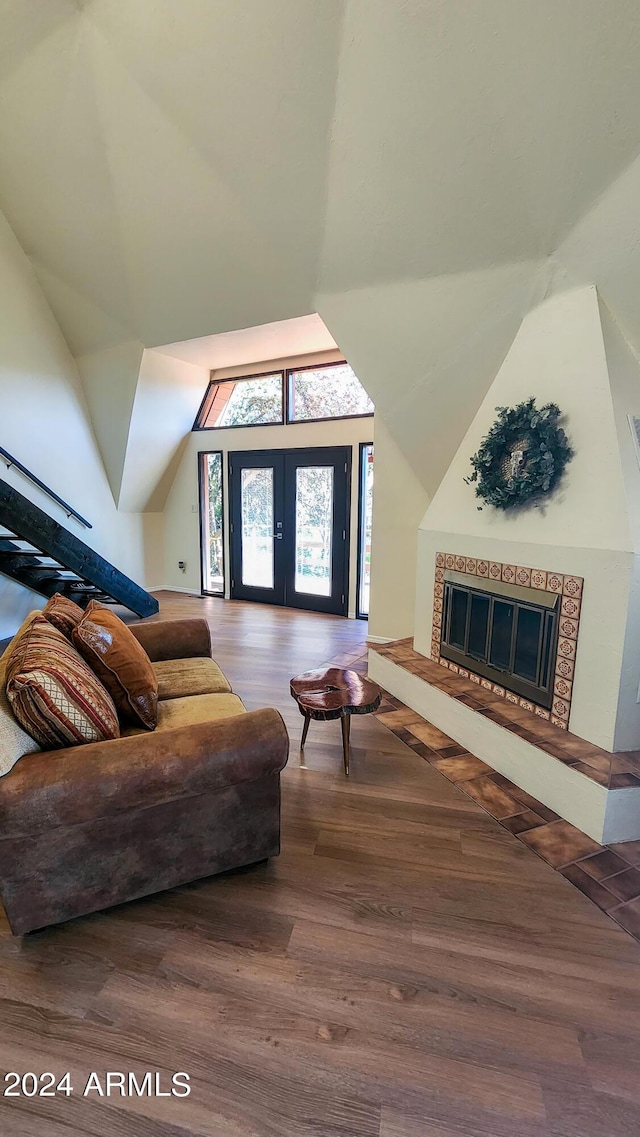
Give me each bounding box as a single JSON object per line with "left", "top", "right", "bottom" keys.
{"left": 76, "top": 339, "right": 144, "bottom": 504}
{"left": 0, "top": 209, "right": 149, "bottom": 638}
{"left": 118, "top": 349, "right": 210, "bottom": 513}
{"left": 367, "top": 417, "right": 430, "bottom": 642}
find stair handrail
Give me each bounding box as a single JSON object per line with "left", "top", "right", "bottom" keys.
{"left": 0, "top": 446, "right": 92, "bottom": 529}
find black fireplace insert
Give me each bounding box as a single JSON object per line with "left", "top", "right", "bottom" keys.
{"left": 440, "top": 571, "right": 559, "bottom": 708}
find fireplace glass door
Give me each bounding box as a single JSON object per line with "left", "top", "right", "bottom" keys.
{"left": 440, "top": 575, "right": 559, "bottom": 708}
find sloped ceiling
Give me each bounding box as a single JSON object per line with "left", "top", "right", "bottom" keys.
{"left": 2, "top": 0, "right": 640, "bottom": 500}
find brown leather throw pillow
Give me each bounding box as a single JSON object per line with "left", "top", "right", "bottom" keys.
{"left": 73, "top": 602, "right": 158, "bottom": 730}
{"left": 42, "top": 593, "right": 85, "bottom": 640}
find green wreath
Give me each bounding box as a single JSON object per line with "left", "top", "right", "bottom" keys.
{"left": 465, "top": 397, "right": 573, "bottom": 510}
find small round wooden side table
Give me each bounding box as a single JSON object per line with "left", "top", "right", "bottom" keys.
{"left": 289, "top": 666, "right": 382, "bottom": 776}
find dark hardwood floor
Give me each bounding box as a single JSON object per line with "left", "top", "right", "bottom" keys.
{"left": 1, "top": 592, "right": 640, "bottom": 1136}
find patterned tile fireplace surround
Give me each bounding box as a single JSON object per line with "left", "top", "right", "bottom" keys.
{"left": 432, "top": 552, "right": 584, "bottom": 730}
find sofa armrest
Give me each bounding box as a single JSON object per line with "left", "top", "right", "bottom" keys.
{"left": 0, "top": 709, "right": 289, "bottom": 836}
{"left": 129, "top": 618, "right": 212, "bottom": 662}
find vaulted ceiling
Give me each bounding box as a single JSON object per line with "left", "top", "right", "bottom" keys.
{"left": 2, "top": 0, "right": 640, "bottom": 501}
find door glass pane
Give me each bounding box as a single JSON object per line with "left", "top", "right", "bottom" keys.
{"left": 203, "top": 453, "right": 224, "bottom": 593}
{"left": 513, "top": 607, "right": 542, "bottom": 683}
{"left": 449, "top": 589, "right": 469, "bottom": 648}
{"left": 358, "top": 444, "right": 374, "bottom": 616}
{"left": 489, "top": 600, "right": 514, "bottom": 670}
{"left": 468, "top": 593, "right": 490, "bottom": 659}
{"left": 295, "top": 466, "right": 333, "bottom": 596}
{"left": 241, "top": 468, "right": 274, "bottom": 588}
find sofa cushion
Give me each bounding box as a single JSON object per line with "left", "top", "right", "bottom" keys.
{"left": 42, "top": 593, "right": 84, "bottom": 640}
{"left": 122, "top": 692, "right": 246, "bottom": 736}
{"left": 0, "top": 619, "right": 42, "bottom": 776}
{"left": 4, "top": 614, "right": 120, "bottom": 749}
{"left": 152, "top": 657, "right": 231, "bottom": 700}
{"left": 73, "top": 602, "right": 158, "bottom": 730}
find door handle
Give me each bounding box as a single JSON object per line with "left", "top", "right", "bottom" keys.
{"left": 274, "top": 533, "right": 283, "bottom": 540}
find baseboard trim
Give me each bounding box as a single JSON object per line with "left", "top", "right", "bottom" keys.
{"left": 149, "top": 586, "right": 203, "bottom": 596}
{"left": 367, "top": 634, "right": 393, "bottom": 644}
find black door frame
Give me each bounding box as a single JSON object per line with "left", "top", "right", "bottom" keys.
{"left": 228, "top": 445, "right": 351, "bottom": 616}
{"left": 198, "top": 450, "right": 226, "bottom": 597}
{"left": 356, "top": 441, "right": 374, "bottom": 619}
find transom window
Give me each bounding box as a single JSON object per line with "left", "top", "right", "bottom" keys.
{"left": 288, "top": 363, "right": 374, "bottom": 422}
{"left": 193, "top": 361, "right": 373, "bottom": 430}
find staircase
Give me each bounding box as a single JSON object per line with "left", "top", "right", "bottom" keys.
{"left": 0, "top": 478, "right": 159, "bottom": 618}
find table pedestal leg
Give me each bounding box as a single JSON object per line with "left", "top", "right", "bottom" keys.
{"left": 341, "top": 714, "right": 351, "bottom": 776}
{"left": 300, "top": 713, "right": 311, "bottom": 750}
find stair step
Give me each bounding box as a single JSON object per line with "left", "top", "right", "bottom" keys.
{"left": 0, "top": 479, "right": 158, "bottom": 618}
{"left": 0, "top": 549, "right": 50, "bottom": 557}
{"left": 12, "top": 563, "right": 65, "bottom": 573}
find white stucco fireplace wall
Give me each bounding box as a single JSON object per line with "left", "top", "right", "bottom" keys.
{"left": 414, "top": 285, "right": 640, "bottom": 753}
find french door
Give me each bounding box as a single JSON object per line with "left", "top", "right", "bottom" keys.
{"left": 229, "top": 447, "right": 351, "bottom": 615}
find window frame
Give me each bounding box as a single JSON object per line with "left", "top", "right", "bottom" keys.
{"left": 193, "top": 370, "right": 286, "bottom": 431}
{"left": 356, "top": 441, "right": 374, "bottom": 620}
{"left": 192, "top": 360, "right": 374, "bottom": 431}
{"left": 285, "top": 360, "right": 375, "bottom": 426}
{"left": 198, "top": 450, "right": 226, "bottom": 596}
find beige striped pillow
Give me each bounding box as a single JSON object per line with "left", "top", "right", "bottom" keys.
{"left": 0, "top": 615, "right": 42, "bottom": 776}
{"left": 5, "top": 613, "right": 120, "bottom": 748}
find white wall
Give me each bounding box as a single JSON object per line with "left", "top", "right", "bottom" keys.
{"left": 599, "top": 299, "right": 640, "bottom": 749}
{"left": 417, "top": 285, "right": 640, "bottom": 751}
{"left": 317, "top": 261, "right": 543, "bottom": 495}
{"left": 76, "top": 339, "right": 144, "bottom": 503}
{"left": 159, "top": 346, "right": 431, "bottom": 637}
{"left": 162, "top": 415, "right": 373, "bottom": 619}
{"left": 119, "top": 348, "right": 209, "bottom": 512}
{"left": 368, "top": 418, "right": 430, "bottom": 642}
{"left": 0, "top": 209, "right": 149, "bottom": 638}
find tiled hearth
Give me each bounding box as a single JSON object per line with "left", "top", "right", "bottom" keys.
{"left": 376, "top": 637, "right": 640, "bottom": 791}
{"left": 364, "top": 637, "right": 640, "bottom": 943}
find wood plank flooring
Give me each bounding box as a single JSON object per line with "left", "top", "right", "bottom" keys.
{"left": 370, "top": 641, "right": 640, "bottom": 940}
{"left": 1, "top": 592, "right": 640, "bottom": 1136}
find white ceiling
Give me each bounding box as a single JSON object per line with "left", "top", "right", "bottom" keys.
{"left": 0, "top": 0, "right": 342, "bottom": 355}
{"left": 156, "top": 314, "right": 337, "bottom": 371}
{"left": 2, "top": 0, "right": 640, "bottom": 498}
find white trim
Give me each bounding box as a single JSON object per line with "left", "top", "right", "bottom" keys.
{"left": 149, "top": 586, "right": 204, "bottom": 596}
{"left": 367, "top": 634, "right": 393, "bottom": 644}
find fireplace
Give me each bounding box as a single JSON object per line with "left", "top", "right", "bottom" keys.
{"left": 440, "top": 570, "right": 560, "bottom": 709}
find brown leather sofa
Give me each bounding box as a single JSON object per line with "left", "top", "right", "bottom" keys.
{"left": 0, "top": 617, "right": 289, "bottom": 934}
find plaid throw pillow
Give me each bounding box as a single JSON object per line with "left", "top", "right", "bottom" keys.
{"left": 5, "top": 614, "right": 120, "bottom": 748}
